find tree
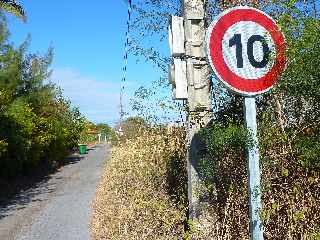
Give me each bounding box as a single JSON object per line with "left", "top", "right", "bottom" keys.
{"left": 118, "top": 116, "right": 148, "bottom": 139}
{"left": 0, "top": 15, "right": 85, "bottom": 178}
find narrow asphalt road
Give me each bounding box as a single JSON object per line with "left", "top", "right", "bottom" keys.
{"left": 0, "top": 144, "right": 109, "bottom": 240}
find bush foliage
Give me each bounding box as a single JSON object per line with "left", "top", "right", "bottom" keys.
{"left": 195, "top": 117, "right": 320, "bottom": 239}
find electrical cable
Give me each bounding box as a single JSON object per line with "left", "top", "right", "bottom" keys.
{"left": 119, "top": 0, "right": 132, "bottom": 132}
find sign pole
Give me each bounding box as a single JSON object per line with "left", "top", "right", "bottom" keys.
{"left": 244, "top": 97, "right": 264, "bottom": 240}
{"left": 205, "top": 6, "right": 286, "bottom": 239}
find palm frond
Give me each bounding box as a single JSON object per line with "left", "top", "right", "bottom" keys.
{"left": 0, "top": 0, "right": 26, "bottom": 22}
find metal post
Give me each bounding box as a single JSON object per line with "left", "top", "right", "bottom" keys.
{"left": 244, "top": 97, "right": 264, "bottom": 240}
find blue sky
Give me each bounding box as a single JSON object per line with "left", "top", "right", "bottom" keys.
{"left": 7, "top": 0, "right": 166, "bottom": 125}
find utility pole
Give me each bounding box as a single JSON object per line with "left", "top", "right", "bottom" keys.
{"left": 183, "top": 0, "right": 212, "bottom": 221}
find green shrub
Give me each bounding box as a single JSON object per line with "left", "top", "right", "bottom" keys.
{"left": 192, "top": 111, "right": 320, "bottom": 239}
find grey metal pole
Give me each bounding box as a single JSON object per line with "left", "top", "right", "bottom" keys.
{"left": 244, "top": 97, "right": 264, "bottom": 240}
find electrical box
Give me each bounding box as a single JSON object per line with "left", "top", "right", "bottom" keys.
{"left": 169, "top": 59, "right": 188, "bottom": 100}
{"left": 168, "top": 16, "right": 185, "bottom": 57}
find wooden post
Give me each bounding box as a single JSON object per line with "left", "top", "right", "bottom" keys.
{"left": 183, "top": 0, "right": 212, "bottom": 220}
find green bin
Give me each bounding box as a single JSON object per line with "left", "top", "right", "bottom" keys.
{"left": 78, "top": 144, "right": 87, "bottom": 154}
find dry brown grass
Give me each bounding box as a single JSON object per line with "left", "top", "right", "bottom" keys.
{"left": 91, "top": 123, "right": 320, "bottom": 239}
{"left": 91, "top": 128, "right": 187, "bottom": 240}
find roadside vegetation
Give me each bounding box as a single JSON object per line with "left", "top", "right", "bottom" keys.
{"left": 91, "top": 122, "right": 187, "bottom": 240}
{"left": 92, "top": 0, "right": 319, "bottom": 239}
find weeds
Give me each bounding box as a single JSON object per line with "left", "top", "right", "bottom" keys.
{"left": 91, "top": 128, "right": 187, "bottom": 240}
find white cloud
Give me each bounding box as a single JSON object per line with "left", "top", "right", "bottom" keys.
{"left": 49, "top": 68, "right": 126, "bottom": 124}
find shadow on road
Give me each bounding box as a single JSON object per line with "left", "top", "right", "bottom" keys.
{"left": 0, "top": 154, "right": 85, "bottom": 220}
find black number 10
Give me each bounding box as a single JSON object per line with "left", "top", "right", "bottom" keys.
{"left": 229, "top": 34, "right": 270, "bottom": 68}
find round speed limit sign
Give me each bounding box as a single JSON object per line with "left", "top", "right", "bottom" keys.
{"left": 206, "top": 7, "right": 286, "bottom": 96}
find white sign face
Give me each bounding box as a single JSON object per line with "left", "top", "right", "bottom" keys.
{"left": 222, "top": 21, "right": 275, "bottom": 80}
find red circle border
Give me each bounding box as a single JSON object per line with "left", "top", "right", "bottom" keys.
{"left": 207, "top": 7, "right": 286, "bottom": 95}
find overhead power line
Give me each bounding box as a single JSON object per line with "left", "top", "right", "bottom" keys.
{"left": 119, "top": 0, "right": 132, "bottom": 133}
